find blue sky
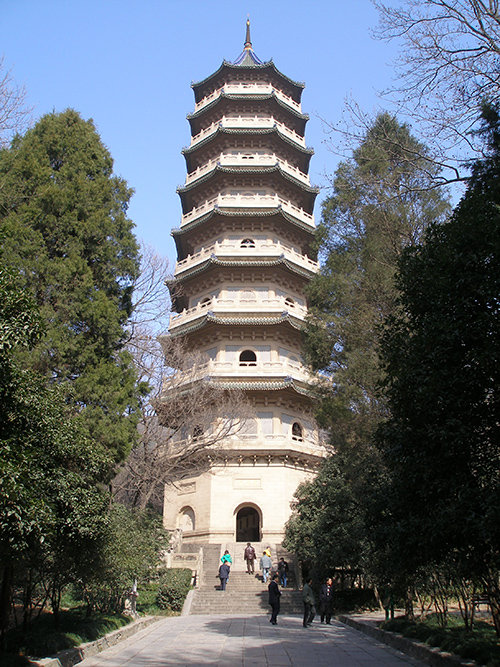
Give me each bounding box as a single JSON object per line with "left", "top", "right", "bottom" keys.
{"left": 1, "top": 0, "right": 399, "bottom": 267}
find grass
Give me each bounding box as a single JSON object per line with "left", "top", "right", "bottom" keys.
{"left": 382, "top": 613, "right": 500, "bottom": 666}
{"left": 0, "top": 607, "right": 132, "bottom": 666}
{"left": 0, "top": 582, "right": 188, "bottom": 667}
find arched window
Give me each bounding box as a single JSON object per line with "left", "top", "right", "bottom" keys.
{"left": 240, "top": 238, "right": 255, "bottom": 248}
{"left": 239, "top": 350, "right": 257, "bottom": 366}
{"left": 284, "top": 296, "right": 295, "bottom": 308}
{"left": 179, "top": 507, "right": 195, "bottom": 532}
{"left": 199, "top": 296, "right": 211, "bottom": 308}
{"left": 292, "top": 422, "right": 303, "bottom": 441}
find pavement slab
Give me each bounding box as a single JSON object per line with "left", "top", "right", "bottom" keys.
{"left": 74, "top": 615, "right": 427, "bottom": 667}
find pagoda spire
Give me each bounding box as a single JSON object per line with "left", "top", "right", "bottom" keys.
{"left": 244, "top": 17, "right": 252, "bottom": 50}
{"left": 232, "top": 16, "right": 263, "bottom": 66}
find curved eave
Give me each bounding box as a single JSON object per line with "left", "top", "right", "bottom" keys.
{"left": 192, "top": 60, "right": 305, "bottom": 104}
{"left": 169, "top": 311, "right": 304, "bottom": 337}
{"left": 171, "top": 207, "right": 316, "bottom": 261}
{"left": 187, "top": 90, "right": 309, "bottom": 123}
{"left": 172, "top": 206, "right": 316, "bottom": 249}
{"left": 174, "top": 255, "right": 317, "bottom": 282}
{"left": 177, "top": 163, "right": 319, "bottom": 197}
{"left": 210, "top": 377, "right": 314, "bottom": 397}
{"left": 182, "top": 125, "right": 314, "bottom": 157}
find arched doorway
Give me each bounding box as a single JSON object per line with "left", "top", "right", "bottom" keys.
{"left": 236, "top": 506, "right": 260, "bottom": 542}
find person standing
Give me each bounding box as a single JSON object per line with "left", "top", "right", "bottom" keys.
{"left": 219, "top": 562, "right": 230, "bottom": 591}
{"left": 277, "top": 557, "right": 289, "bottom": 588}
{"left": 268, "top": 574, "right": 281, "bottom": 625}
{"left": 260, "top": 551, "right": 272, "bottom": 583}
{"left": 302, "top": 578, "right": 316, "bottom": 627}
{"left": 319, "top": 577, "right": 334, "bottom": 624}
{"left": 244, "top": 542, "right": 256, "bottom": 574}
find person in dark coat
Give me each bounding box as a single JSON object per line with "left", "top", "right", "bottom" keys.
{"left": 277, "top": 557, "right": 289, "bottom": 587}
{"left": 268, "top": 574, "right": 281, "bottom": 625}
{"left": 319, "top": 577, "right": 334, "bottom": 624}
{"left": 219, "top": 562, "right": 230, "bottom": 591}
{"left": 302, "top": 577, "right": 316, "bottom": 627}
{"left": 244, "top": 542, "right": 256, "bottom": 574}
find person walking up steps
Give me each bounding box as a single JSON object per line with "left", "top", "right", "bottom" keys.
{"left": 219, "top": 562, "right": 230, "bottom": 591}
{"left": 268, "top": 574, "right": 281, "bottom": 625}
{"left": 278, "top": 557, "right": 289, "bottom": 587}
{"left": 244, "top": 542, "right": 256, "bottom": 574}
{"left": 221, "top": 549, "right": 232, "bottom": 565}
{"left": 260, "top": 551, "right": 272, "bottom": 583}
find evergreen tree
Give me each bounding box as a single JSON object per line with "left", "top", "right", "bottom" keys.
{"left": 305, "top": 113, "right": 450, "bottom": 458}
{"left": 378, "top": 104, "right": 500, "bottom": 631}
{"left": 0, "top": 109, "right": 145, "bottom": 465}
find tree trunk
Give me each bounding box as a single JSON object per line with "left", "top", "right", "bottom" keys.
{"left": 0, "top": 565, "right": 14, "bottom": 636}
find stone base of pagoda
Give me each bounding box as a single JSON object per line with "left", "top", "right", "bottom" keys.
{"left": 163, "top": 456, "right": 321, "bottom": 544}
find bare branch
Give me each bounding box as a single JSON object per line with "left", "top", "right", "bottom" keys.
{"left": 0, "top": 55, "right": 33, "bottom": 147}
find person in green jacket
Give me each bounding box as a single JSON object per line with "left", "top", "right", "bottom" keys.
{"left": 302, "top": 578, "right": 316, "bottom": 627}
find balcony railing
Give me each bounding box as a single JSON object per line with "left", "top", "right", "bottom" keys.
{"left": 184, "top": 153, "right": 311, "bottom": 186}
{"left": 169, "top": 295, "right": 308, "bottom": 330}
{"left": 175, "top": 240, "right": 319, "bottom": 275}
{"left": 189, "top": 358, "right": 314, "bottom": 384}
{"left": 188, "top": 117, "right": 306, "bottom": 149}
{"left": 180, "top": 193, "right": 314, "bottom": 228}
{"left": 194, "top": 83, "right": 302, "bottom": 113}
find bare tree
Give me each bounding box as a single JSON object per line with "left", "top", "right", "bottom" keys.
{"left": 373, "top": 0, "right": 500, "bottom": 175}
{"left": 113, "top": 336, "right": 252, "bottom": 510}
{"left": 0, "top": 55, "right": 33, "bottom": 146}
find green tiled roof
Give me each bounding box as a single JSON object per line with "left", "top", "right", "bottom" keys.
{"left": 182, "top": 126, "right": 314, "bottom": 156}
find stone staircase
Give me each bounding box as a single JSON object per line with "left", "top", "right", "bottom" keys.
{"left": 187, "top": 542, "right": 303, "bottom": 615}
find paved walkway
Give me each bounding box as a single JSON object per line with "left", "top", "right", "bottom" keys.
{"left": 76, "top": 614, "right": 427, "bottom": 667}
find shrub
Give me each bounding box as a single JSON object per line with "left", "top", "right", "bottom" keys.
{"left": 334, "top": 588, "right": 378, "bottom": 612}
{"left": 156, "top": 569, "right": 192, "bottom": 612}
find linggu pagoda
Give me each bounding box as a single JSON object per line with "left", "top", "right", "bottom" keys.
{"left": 162, "top": 21, "right": 326, "bottom": 549}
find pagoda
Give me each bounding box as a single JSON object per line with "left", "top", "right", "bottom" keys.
{"left": 162, "top": 21, "right": 325, "bottom": 545}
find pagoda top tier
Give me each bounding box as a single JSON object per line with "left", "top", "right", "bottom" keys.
{"left": 191, "top": 19, "right": 305, "bottom": 105}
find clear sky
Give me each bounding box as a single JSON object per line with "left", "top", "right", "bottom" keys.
{"left": 0, "top": 0, "right": 399, "bottom": 268}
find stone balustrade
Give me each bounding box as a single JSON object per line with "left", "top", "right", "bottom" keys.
{"left": 169, "top": 295, "right": 308, "bottom": 329}
{"left": 188, "top": 117, "right": 305, "bottom": 149}
{"left": 180, "top": 193, "right": 314, "bottom": 227}
{"left": 174, "top": 240, "right": 319, "bottom": 275}
{"left": 184, "top": 153, "right": 311, "bottom": 186}
{"left": 194, "top": 83, "right": 301, "bottom": 113}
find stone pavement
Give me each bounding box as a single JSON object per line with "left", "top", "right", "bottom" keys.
{"left": 75, "top": 614, "right": 427, "bottom": 667}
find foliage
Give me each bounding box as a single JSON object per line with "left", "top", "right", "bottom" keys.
{"left": 78, "top": 504, "right": 170, "bottom": 614}
{"left": 377, "top": 104, "right": 500, "bottom": 630}
{"left": 304, "top": 112, "right": 450, "bottom": 460}
{"left": 0, "top": 108, "right": 145, "bottom": 467}
{"left": 283, "top": 456, "right": 373, "bottom": 581}
{"left": 1, "top": 608, "right": 131, "bottom": 662}
{"left": 383, "top": 615, "right": 500, "bottom": 666}
{"left": 0, "top": 255, "right": 111, "bottom": 630}
{"left": 155, "top": 569, "right": 192, "bottom": 612}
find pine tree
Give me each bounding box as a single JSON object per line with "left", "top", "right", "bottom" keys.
{"left": 0, "top": 109, "right": 145, "bottom": 465}
{"left": 305, "top": 113, "right": 450, "bottom": 457}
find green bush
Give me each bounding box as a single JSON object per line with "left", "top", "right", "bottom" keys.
{"left": 155, "top": 569, "right": 192, "bottom": 612}
{"left": 334, "top": 588, "right": 378, "bottom": 612}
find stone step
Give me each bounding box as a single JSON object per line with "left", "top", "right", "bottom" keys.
{"left": 189, "top": 589, "right": 303, "bottom": 615}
